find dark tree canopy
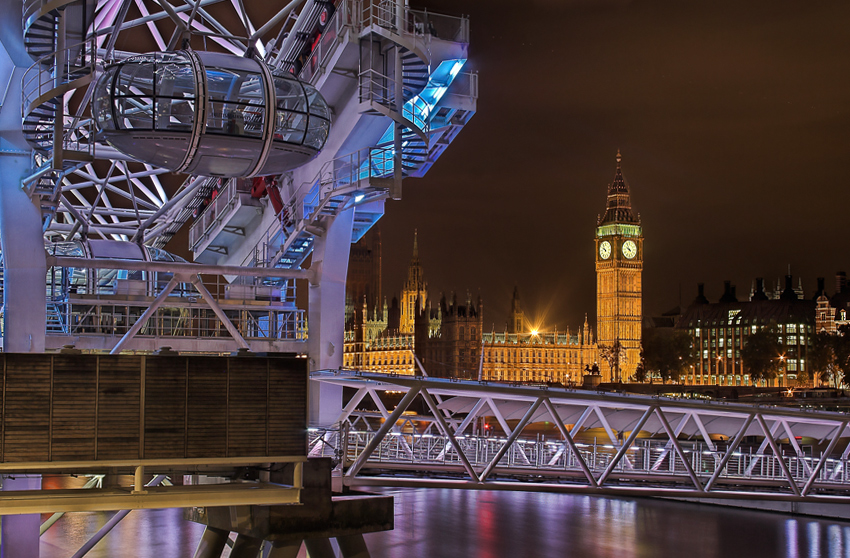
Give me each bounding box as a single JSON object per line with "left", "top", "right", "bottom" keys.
{"left": 832, "top": 325, "right": 850, "bottom": 386}
{"left": 642, "top": 329, "right": 695, "bottom": 383}
{"left": 741, "top": 326, "right": 783, "bottom": 385}
{"left": 808, "top": 331, "right": 838, "bottom": 387}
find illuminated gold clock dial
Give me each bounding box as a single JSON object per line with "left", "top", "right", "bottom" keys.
{"left": 622, "top": 240, "right": 637, "bottom": 259}
{"left": 599, "top": 241, "right": 612, "bottom": 259}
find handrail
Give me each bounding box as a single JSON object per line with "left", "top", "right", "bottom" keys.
{"left": 359, "top": 68, "right": 430, "bottom": 134}
{"left": 238, "top": 146, "right": 395, "bottom": 271}
{"left": 21, "top": 36, "right": 96, "bottom": 113}
{"left": 298, "top": 0, "right": 351, "bottom": 84}
{"left": 21, "top": 36, "right": 98, "bottom": 157}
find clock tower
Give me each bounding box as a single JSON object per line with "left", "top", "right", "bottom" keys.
{"left": 595, "top": 151, "right": 643, "bottom": 382}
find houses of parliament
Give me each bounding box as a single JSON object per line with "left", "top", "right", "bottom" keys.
{"left": 343, "top": 152, "right": 643, "bottom": 384}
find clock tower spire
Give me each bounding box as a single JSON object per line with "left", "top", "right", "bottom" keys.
{"left": 595, "top": 151, "right": 643, "bottom": 382}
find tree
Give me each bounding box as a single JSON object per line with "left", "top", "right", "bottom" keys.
{"left": 642, "top": 329, "right": 695, "bottom": 383}
{"left": 808, "top": 331, "right": 837, "bottom": 387}
{"left": 832, "top": 325, "right": 850, "bottom": 387}
{"left": 599, "top": 341, "right": 628, "bottom": 382}
{"left": 741, "top": 326, "right": 783, "bottom": 386}
{"left": 632, "top": 357, "right": 648, "bottom": 383}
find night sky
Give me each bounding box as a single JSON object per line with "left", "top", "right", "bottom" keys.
{"left": 378, "top": 0, "right": 850, "bottom": 333}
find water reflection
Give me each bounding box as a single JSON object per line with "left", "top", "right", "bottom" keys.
{"left": 37, "top": 484, "right": 850, "bottom": 558}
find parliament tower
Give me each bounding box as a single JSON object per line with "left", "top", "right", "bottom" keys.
{"left": 595, "top": 151, "right": 643, "bottom": 382}
{"left": 400, "top": 230, "right": 427, "bottom": 334}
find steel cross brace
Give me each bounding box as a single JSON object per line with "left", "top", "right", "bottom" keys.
{"left": 654, "top": 408, "right": 703, "bottom": 492}
{"left": 781, "top": 419, "right": 813, "bottom": 476}
{"left": 704, "top": 413, "right": 755, "bottom": 492}
{"left": 756, "top": 414, "right": 801, "bottom": 497}
{"left": 593, "top": 406, "right": 634, "bottom": 470}
{"left": 597, "top": 406, "right": 654, "bottom": 486}
{"left": 420, "top": 388, "right": 479, "bottom": 482}
{"left": 650, "top": 412, "right": 692, "bottom": 471}
{"left": 478, "top": 398, "right": 543, "bottom": 483}
{"left": 801, "top": 420, "right": 848, "bottom": 496}
{"left": 346, "top": 386, "right": 421, "bottom": 478}
{"left": 745, "top": 419, "right": 783, "bottom": 476}
{"left": 543, "top": 398, "right": 597, "bottom": 487}
{"left": 367, "top": 388, "right": 414, "bottom": 459}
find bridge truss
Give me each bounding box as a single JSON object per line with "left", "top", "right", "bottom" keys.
{"left": 310, "top": 371, "right": 850, "bottom": 504}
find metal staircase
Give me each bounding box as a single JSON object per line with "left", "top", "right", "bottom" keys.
{"left": 21, "top": 0, "right": 98, "bottom": 229}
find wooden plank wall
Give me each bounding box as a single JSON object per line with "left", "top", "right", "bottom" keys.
{"left": 0, "top": 354, "right": 307, "bottom": 464}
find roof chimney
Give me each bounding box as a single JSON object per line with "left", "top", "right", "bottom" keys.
{"left": 780, "top": 275, "right": 798, "bottom": 301}
{"left": 814, "top": 277, "right": 826, "bottom": 300}
{"left": 719, "top": 280, "right": 737, "bottom": 303}
{"left": 837, "top": 272, "right": 847, "bottom": 294}
{"left": 693, "top": 283, "right": 709, "bottom": 305}
{"left": 751, "top": 278, "right": 769, "bottom": 301}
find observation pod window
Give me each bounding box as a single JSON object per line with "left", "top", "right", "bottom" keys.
{"left": 205, "top": 68, "right": 266, "bottom": 138}
{"left": 93, "top": 52, "right": 196, "bottom": 134}
{"left": 94, "top": 51, "right": 331, "bottom": 177}
{"left": 271, "top": 71, "right": 330, "bottom": 151}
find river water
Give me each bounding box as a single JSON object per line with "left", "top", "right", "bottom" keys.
{"left": 37, "top": 485, "right": 850, "bottom": 558}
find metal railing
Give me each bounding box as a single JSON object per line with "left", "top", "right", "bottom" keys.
{"left": 21, "top": 37, "right": 98, "bottom": 157}
{"left": 188, "top": 177, "right": 251, "bottom": 252}
{"left": 244, "top": 146, "right": 394, "bottom": 270}
{"left": 311, "top": 428, "right": 850, "bottom": 489}
{"left": 46, "top": 298, "right": 305, "bottom": 341}
{"left": 298, "top": 0, "right": 352, "bottom": 84}
{"left": 358, "top": 68, "right": 430, "bottom": 129}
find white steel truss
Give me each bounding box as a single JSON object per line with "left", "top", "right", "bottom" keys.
{"left": 311, "top": 370, "right": 850, "bottom": 503}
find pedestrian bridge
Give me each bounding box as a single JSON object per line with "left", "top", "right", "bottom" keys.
{"left": 310, "top": 371, "right": 850, "bottom": 506}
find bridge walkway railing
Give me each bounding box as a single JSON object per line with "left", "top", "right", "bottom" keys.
{"left": 310, "top": 370, "right": 850, "bottom": 503}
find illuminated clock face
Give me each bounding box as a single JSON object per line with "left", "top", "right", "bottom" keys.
{"left": 622, "top": 240, "right": 637, "bottom": 259}
{"left": 599, "top": 241, "right": 612, "bottom": 260}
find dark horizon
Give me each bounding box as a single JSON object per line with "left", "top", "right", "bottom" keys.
{"left": 375, "top": 0, "right": 850, "bottom": 333}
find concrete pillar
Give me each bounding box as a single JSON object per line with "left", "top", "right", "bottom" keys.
{"left": 230, "top": 534, "right": 263, "bottom": 558}
{"left": 337, "top": 534, "right": 371, "bottom": 558}
{"left": 192, "top": 526, "right": 230, "bottom": 558}
{"left": 1, "top": 476, "right": 41, "bottom": 558}
{"left": 308, "top": 206, "right": 354, "bottom": 426}
{"left": 304, "top": 538, "right": 336, "bottom": 558}
{"left": 267, "top": 540, "right": 303, "bottom": 558}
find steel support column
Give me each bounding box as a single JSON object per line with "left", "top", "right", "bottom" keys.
{"left": 308, "top": 206, "right": 355, "bottom": 426}
{"left": 1, "top": 476, "right": 41, "bottom": 558}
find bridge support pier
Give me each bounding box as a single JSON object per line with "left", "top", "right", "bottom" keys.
{"left": 192, "top": 526, "right": 230, "bottom": 558}
{"left": 266, "top": 540, "right": 303, "bottom": 558}
{"left": 304, "top": 538, "right": 336, "bottom": 558}
{"left": 337, "top": 534, "right": 371, "bottom": 558}
{"left": 0, "top": 476, "right": 41, "bottom": 558}
{"left": 186, "top": 459, "right": 391, "bottom": 558}
{"left": 231, "top": 534, "right": 264, "bottom": 557}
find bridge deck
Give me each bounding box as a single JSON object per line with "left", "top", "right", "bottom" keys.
{"left": 311, "top": 371, "right": 850, "bottom": 503}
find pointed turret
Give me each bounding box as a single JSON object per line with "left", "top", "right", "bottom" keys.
{"left": 401, "top": 230, "right": 427, "bottom": 334}
{"left": 598, "top": 150, "right": 640, "bottom": 226}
